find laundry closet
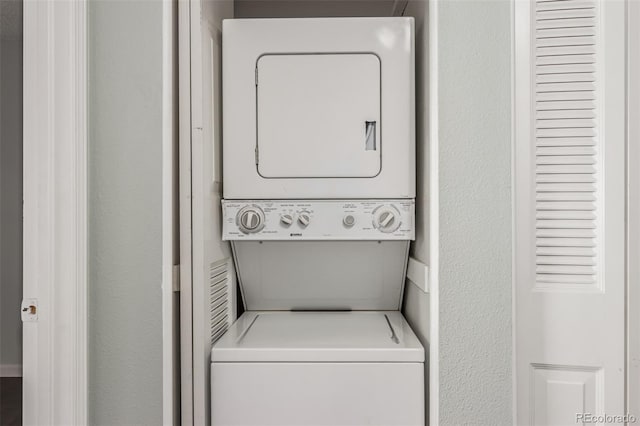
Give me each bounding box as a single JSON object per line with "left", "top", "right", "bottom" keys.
{"left": 174, "top": 0, "right": 433, "bottom": 424}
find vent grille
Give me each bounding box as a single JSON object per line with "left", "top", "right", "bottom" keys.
{"left": 534, "top": 0, "right": 599, "bottom": 288}
{"left": 209, "top": 258, "right": 230, "bottom": 343}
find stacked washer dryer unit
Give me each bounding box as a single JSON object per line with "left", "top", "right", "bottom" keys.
{"left": 213, "top": 17, "right": 423, "bottom": 426}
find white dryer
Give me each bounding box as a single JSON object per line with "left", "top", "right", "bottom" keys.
{"left": 222, "top": 18, "right": 415, "bottom": 199}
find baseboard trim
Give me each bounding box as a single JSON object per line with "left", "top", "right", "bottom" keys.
{"left": 0, "top": 364, "right": 22, "bottom": 377}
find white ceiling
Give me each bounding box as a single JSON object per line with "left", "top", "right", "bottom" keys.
{"left": 0, "top": 0, "right": 22, "bottom": 40}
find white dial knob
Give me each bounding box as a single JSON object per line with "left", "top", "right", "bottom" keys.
{"left": 237, "top": 206, "right": 265, "bottom": 234}
{"left": 343, "top": 215, "right": 356, "bottom": 227}
{"left": 240, "top": 210, "right": 261, "bottom": 230}
{"left": 298, "top": 212, "right": 310, "bottom": 227}
{"left": 373, "top": 205, "right": 401, "bottom": 233}
{"left": 379, "top": 211, "right": 395, "bottom": 227}
{"left": 280, "top": 214, "right": 293, "bottom": 227}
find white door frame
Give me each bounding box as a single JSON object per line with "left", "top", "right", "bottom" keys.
{"left": 22, "top": 1, "right": 88, "bottom": 425}
{"left": 177, "top": 1, "right": 194, "bottom": 423}
{"left": 627, "top": 0, "right": 640, "bottom": 419}
{"left": 23, "top": 1, "right": 179, "bottom": 424}
{"left": 427, "top": 0, "right": 440, "bottom": 424}
{"left": 162, "top": 1, "right": 180, "bottom": 425}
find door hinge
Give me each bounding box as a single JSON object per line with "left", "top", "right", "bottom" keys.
{"left": 21, "top": 299, "right": 38, "bottom": 322}
{"left": 172, "top": 265, "right": 180, "bottom": 292}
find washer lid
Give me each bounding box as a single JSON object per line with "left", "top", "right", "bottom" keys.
{"left": 211, "top": 311, "right": 424, "bottom": 363}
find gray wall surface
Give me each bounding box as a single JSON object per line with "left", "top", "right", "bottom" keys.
{"left": 0, "top": 38, "right": 23, "bottom": 369}
{"left": 88, "top": 1, "right": 163, "bottom": 424}
{"left": 437, "top": 0, "right": 512, "bottom": 424}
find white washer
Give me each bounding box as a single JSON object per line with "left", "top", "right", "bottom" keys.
{"left": 211, "top": 311, "right": 425, "bottom": 426}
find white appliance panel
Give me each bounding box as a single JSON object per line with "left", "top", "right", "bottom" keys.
{"left": 223, "top": 17, "right": 415, "bottom": 199}
{"left": 212, "top": 311, "right": 424, "bottom": 362}
{"left": 232, "top": 241, "right": 409, "bottom": 311}
{"left": 222, "top": 199, "right": 415, "bottom": 241}
{"left": 211, "top": 362, "right": 424, "bottom": 426}
{"left": 210, "top": 312, "right": 425, "bottom": 426}
{"left": 257, "top": 53, "right": 381, "bottom": 178}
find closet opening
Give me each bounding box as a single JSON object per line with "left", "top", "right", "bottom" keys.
{"left": 177, "top": 1, "right": 433, "bottom": 424}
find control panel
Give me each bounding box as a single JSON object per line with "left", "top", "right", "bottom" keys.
{"left": 221, "top": 200, "right": 415, "bottom": 241}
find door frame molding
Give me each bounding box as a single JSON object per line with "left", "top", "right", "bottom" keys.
{"left": 627, "top": 0, "right": 640, "bottom": 419}
{"left": 22, "top": 1, "right": 87, "bottom": 424}
{"left": 162, "top": 0, "right": 180, "bottom": 424}
{"left": 428, "top": 0, "right": 440, "bottom": 424}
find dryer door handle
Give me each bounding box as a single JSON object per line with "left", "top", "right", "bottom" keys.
{"left": 365, "top": 121, "right": 377, "bottom": 151}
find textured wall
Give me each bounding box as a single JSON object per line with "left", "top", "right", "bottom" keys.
{"left": 437, "top": 0, "right": 512, "bottom": 424}
{"left": 0, "top": 39, "right": 23, "bottom": 369}
{"left": 88, "top": 1, "right": 163, "bottom": 424}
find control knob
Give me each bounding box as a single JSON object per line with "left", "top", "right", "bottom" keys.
{"left": 298, "top": 212, "right": 311, "bottom": 228}
{"left": 373, "top": 206, "right": 401, "bottom": 233}
{"left": 343, "top": 215, "right": 356, "bottom": 227}
{"left": 280, "top": 214, "right": 293, "bottom": 227}
{"left": 236, "top": 206, "right": 265, "bottom": 234}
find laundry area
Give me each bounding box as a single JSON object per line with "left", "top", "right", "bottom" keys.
{"left": 177, "top": 5, "right": 433, "bottom": 425}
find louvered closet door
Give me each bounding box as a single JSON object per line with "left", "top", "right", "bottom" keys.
{"left": 515, "top": 0, "right": 626, "bottom": 424}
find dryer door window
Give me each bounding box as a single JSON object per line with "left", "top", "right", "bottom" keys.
{"left": 256, "top": 53, "right": 381, "bottom": 178}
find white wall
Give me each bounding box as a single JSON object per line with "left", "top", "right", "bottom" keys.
{"left": 88, "top": 1, "right": 163, "bottom": 424}
{"left": 436, "top": 0, "right": 512, "bottom": 424}
{"left": 0, "top": 38, "right": 23, "bottom": 373}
